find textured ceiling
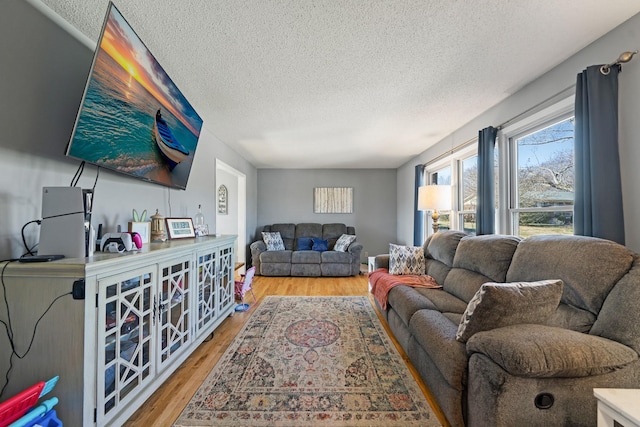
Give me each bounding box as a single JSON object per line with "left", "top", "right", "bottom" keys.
{"left": 40, "top": 0, "right": 640, "bottom": 169}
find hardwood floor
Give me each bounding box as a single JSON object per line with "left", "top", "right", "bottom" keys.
{"left": 124, "top": 274, "right": 449, "bottom": 426}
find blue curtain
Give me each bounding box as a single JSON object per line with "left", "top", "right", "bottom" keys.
{"left": 476, "top": 126, "right": 498, "bottom": 235}
{"left": 574, "top": 65, "right": 625, "bottom": 244}
{"left": 413, "top": 164, "right": 426, "bottom": 245}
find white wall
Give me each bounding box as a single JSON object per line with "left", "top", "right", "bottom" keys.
{"left": 397, "top": 13, "right": 640, "bottom": 252}
{"left": 0, "top": 0, "right": 257, "bottom": 259}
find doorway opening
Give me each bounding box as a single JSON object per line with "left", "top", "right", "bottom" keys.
{"left": 215, "top": 159, "right": 247, "bottom": 270}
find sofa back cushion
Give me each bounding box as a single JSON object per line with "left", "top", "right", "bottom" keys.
{"left": 423, "top": 230, "right": 466, "bottom": 286}
{"left": 591, "top": 255, "right": 640, "bottom": 353}
{"left": 506, "top": 235, "right": 634, "bottom": 331}
{"left": 444, "top": 235, "right": 521, "bottom": 303}
{"left": 266, "top": 224, "right": 296, "bottom": 250}
{"left": 322, "top": 223, "right": 349, "bottom": 249}
{"left": 263, "top": 223, "right": 354, "bottom": 252}
{"left": 294, "top": 223, "right": 323, "bottom": 250}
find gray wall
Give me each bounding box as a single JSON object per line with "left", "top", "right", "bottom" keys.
{"left": 0, "top": 0, "right": 258, "bottom": 260}
{"left": 257, "top": 169, "right": 397, "bottom": 261}
{"left": 397, "top": 12, "right": 640, "bottom": 253}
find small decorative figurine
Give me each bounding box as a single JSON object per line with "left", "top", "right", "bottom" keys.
{"left": 150, "top": 209, "right": 167, "bottom": 242}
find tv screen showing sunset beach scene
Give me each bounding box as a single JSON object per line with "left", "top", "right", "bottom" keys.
{"left": 66, "top": 2, "right": 203, "bottom": 190}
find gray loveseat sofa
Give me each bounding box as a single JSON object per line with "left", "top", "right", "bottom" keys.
{"left": 373, "top": 230, "right": 640, "bottom": 427}
{"left": 251, "top": 223, "right": 363, "bottom": 276}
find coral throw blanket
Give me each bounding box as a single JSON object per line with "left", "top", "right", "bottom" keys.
{"left": 369, "top": 268, "right": 441, "bottom": 310}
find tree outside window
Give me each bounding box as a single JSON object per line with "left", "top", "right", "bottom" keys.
{"left": 513, "top": 116, "right": 574, "bottom": 237}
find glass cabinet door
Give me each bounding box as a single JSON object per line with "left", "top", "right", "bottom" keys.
{"left": 195, "top": 250, "right": 217, "bottom": 336}
{"left": 217, "top": 245, "right": 235, "bottom": 314}
{"left": 97, "top": 267, "right": 155, "bottom": 424}
{"left": 157, "top": 256, "right": 192, "bottom": 369}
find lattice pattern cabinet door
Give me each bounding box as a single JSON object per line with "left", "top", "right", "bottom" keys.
{"left": 217, "top": 244, "right": 235, "bottom": 313}
{"left": 196, "top": 249, "right": 217, "bottom": 336}
{"left": 97, "top": 267, "right": 156, "bottom": 424}
{"left": 157, "top": 256, "right": 192, "bottom": 369}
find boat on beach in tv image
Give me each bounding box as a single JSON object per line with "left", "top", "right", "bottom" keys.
{"left": 153, "top": 109, "right": 189, "bottom": 170}
{"left": 66, "top": 3, "right": 203, "bottom": 190}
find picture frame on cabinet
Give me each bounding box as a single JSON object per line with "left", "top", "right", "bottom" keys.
{"left": 166, "top": 218, "right": 196, "bottom": 239}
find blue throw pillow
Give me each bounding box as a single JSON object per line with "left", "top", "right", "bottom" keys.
{"left": 312, "top": 238, "right": 328, "bottom": 252}
{"left": 297, "top": 237, "right": 313, "bottom": 250}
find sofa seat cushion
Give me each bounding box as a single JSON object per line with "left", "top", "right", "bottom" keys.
{"left": 409, "top": 309, "right": 468, "bottom": 390}
{"left": 321, "top": 263, "right": 352, "bottom": 276}
{"left": 387, "top": 287, "right": 467, "bottom": 326}
{"left": 260, "top": 250, "right": 292, "bottom": 263}
{"left": 291, "top": 264, "right": 321, "bottom": 276}
{"left": 387, "top": 287, "right": 436, "bottom": 325}
{"left": 260, "top": 262, "right": 291, "bottom": 276}
{"left": 467, "top": 324, "right": 639, "bottom": 378}
{"left": 292, "top": 250, "right": 321, "bottom": 264}
{"left": 321, "top": 250, "right": 352, "bottom": 263}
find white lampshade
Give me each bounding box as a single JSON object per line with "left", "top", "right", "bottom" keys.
{"left": 418, "top": 185, "right": 452, "bottom": 211}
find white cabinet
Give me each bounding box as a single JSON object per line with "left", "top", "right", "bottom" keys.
{"left": 157, "top": 255, "right": 192, "bottom": 369}
{"left": 0, "top": 235, "right": 236, "bottom": 427}
{"left": 97, "top": 266, "right": 156, "bottom": 423}
{"left": 195, "top": 243, "right": 235, "bottom": 337}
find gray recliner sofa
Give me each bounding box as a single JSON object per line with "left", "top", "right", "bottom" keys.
{"left": 373, "top": 231, "right": 640, "bottom": 427}
{"left": 251, "top": 223, "right": 363, "bottom": 276}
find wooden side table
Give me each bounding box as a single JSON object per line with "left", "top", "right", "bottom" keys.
{"left": 594, "top": 388, "right": 640, "bottom": 427}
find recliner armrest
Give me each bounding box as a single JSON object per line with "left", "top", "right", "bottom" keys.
{"left": 466, "top": 323, "right": 638, "bottom": 378}
{"left": 374, "top": 254, "right": 389, "bottom": 270}
{"left": 250, "top": 240, "right": 266, "bottom": 273}
{"left": 250, "top": 240, "right": 266, "bottom": 253}
{"left": 348, "top": 242, "right": 363, "bottom": 256}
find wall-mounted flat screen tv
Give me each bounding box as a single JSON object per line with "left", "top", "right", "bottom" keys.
{"left": 65, "top": 1, "right": 203, "bottom": 190}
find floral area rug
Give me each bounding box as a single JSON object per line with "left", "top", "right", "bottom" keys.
{"left": 174, "top": 296, "right": 439, "bottom": 426}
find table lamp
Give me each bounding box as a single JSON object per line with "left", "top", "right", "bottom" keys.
{"left": 418, "top": 185, "right": 452, "bottom": 234}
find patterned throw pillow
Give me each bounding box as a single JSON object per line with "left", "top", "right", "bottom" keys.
{"left": 456, "top": 279, "right": 564, "bottom": 343}
{"left": 388, "top": 243, "right": 425, "bottom": 275}
{"left": 262, "top": 231, "right": 285, "bottom": 251}
{"left": 334, "top": 234, "right": 356, "bottom": 252}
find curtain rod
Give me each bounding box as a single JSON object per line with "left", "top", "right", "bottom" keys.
{"left": 424, "top": 84, "right": 574, "bottom": 168}
{"left": 496, "top": 84, "right": 576, "bottom": 130}
{"left": 423, "top": 49, "right": 637, "bottom": 168}
{"left": 600, "top": 50, "right": 638, "bottom": 75}
{"left": 424, "top": 136, "right": 477, "bottom": 167}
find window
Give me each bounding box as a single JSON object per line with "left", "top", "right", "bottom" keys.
{"left": 510, "top": 116, "right": 574, "bottom": 237}
{"left": 426, "top": 146, "right": 497, "bottom": 237}
{"left": 425, "top": 144, "right": 476, "bottom": 237}
{"left": 460, "top": 155, "right": 477, "bottom": 235}
{"left": 422, "top": 96, "right": 574, "bottom": 240}
{"left": 430, "top": 166, "right": 451, "bottom": 231}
